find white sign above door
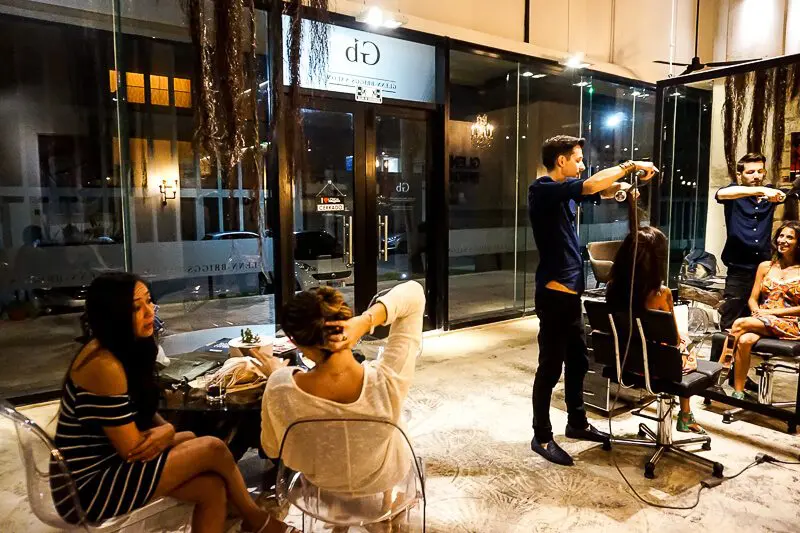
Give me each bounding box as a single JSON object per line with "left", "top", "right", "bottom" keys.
{"left": 281, "top": 15, "right": 436, "bottom": 103}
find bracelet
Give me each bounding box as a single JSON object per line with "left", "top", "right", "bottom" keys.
{"left": 362, "top": 310, "right": 376, "bottom": 335}
{"left": 619, "top": 160, "right": 636, "bottom": 176}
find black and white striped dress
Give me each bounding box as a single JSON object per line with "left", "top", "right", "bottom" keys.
{"left": 51, "top": 378, "right": 169, "bottom": 524}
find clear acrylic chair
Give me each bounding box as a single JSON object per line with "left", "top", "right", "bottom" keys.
{"left": 275, "top": 417, "right": 426, "bottom": 532}
{"left": 0, "top": 399, "right": 189, "bottom": 532}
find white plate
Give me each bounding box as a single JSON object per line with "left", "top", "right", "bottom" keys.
{"left": 229, "top": 336, "right": 274, "bottom": 356}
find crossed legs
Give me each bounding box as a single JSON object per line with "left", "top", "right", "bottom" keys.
{"left": 152, "top": 436, "right": 288, "bottom": 533}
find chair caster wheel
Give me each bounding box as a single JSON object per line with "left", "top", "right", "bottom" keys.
{"left": 602, "top": 440, "right": 611, "bottom": 451}
{"left": 703, "top": 398, "right": 712, "bottom": 406}
{"left": 645, "top": 464, "right": 656, "bottom": 479}
{"left": 788, "top": 424, "right": 797, "bottom": 434}
{"left": 723, "top": 413, "right": 734, "bottom": 424}
{"left": 713, "top": 463, "right": 724, "bottom": 478}
{"left": 702, "top": 442, "right": 711, "bottom": 451}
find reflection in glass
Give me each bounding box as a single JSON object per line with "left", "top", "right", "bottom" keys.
{"left": 293, "top": 109, "right": 356, "bottom": 298}
{"left": 376, "top": 115, "right": 428, "bottom": 292}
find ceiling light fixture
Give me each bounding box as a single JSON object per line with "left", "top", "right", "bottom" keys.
{"left": 522, "top": 71, "right": 534, "bottom": 77}
{"left": 563, "top": 53, "right": 590, "bottom": 69}
{"left": 356, "top": 5, "right": 407, "bottom": 29}
{"left": 573, "top": 81, "right": 591, "bottom": 87}
{"left": 531, "top": 73, "right": 547, "bottom": 79}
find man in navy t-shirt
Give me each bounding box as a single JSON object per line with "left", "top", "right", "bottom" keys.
{"left": 528, "top": 135, "right": 656, "bottom": 466}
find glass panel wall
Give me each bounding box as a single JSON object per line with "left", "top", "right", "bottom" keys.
{"left": 579, "top": 78, "right": 656, "bottom": 289}
{"left": 658, "top": 81, "right": 713, "bottom": 286}
{"left": 448, "top": 51, "right": 525, "bottom": 321}
{"left": 447, "top": 49, "right": 656, "bottom": 323}
{"left": 0, "top": 1, "right": 274, "bottom": 398}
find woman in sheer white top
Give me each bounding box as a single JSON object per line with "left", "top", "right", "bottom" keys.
{"left": 259, "top": 281, "right": 425, "bottom": 495}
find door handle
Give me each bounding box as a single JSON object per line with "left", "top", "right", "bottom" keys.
{"left": 348, "top": 215, "right": 354, "bottom": 265}
{"left": 379, "top": 215, "right": 389, "bottom": 261}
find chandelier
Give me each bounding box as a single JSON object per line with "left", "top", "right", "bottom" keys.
{"left": 470, "top": 114, "right": 494, "bottom": 149}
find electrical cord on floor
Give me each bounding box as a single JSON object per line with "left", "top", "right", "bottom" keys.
{"left": 755, "top": 453, "right": 800, "bottom": 466}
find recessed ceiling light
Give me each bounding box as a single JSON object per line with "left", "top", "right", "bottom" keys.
{"left": 522, "top": 71, "right": 534, "bottom": 77}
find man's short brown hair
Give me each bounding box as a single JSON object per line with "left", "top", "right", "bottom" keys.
{"left": 542, "top": 135, "right": 585, "bottom": 171}
{"left": 736, "top": 152, "right": 766, "bottom": 173}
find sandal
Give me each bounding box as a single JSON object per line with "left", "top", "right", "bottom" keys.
{"left": 676, "top": 411, "right": 706, "bottom": 434}
{"left": 730, "top": 390, "right": 746, "bottom": 401}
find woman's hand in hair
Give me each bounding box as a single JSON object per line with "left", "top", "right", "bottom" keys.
{"left": 323, "top": 315, "right": 372, "bottom": 352}
{"left": 127, "top": 423, "right": 175, "bottom": 462}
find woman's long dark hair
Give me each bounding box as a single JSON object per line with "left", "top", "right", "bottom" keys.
{"left": 772, "top": 221, "right": 800, "bottom": 266}
{"left": 606, "top": 226, "right": 669, "bottom": 312}
{"left": 68, "top": 272, "right": 159, "bottom": 428}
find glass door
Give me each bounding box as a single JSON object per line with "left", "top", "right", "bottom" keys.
{"left": 290, "top": 102, "right": 433, "bottom": 328}
{"left": 293, "top": 108, "right": 356, "bottom": 304}
{"left": 375, "top": 113, "right": 429, "bottom": 295}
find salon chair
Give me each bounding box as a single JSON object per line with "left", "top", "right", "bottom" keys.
{"left": 705, "top": 333, "right": 800, "bottom": 432}
{"left": 584, "top": 300, "right": 724, "bottom": 479}
{"left": 587, "top": 240, "right": 622, "bottom": 287}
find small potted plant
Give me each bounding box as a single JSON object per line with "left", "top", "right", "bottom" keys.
{"left": 229, "top": 327, "right": 273, "bottom": 357}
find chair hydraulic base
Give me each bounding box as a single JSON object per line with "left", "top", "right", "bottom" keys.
{"left": 602, "top": 394, "right": 724, "bottom": 479}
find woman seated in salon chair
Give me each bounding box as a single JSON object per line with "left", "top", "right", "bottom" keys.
{"left": 259, "top": 281, "right": 425, "bottom": 499}
{"left": 721, "top": 221, "right": 800, "bottom": 400}
{"left": 606, "top": 226, "right": 707, "bottom": 434}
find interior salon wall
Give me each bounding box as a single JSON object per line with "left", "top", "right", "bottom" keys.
{"left": 529, "top": 0, "right": 718, "bottom": 83}
{"left": 714, "top": 0, "right": 800, "bottom": 61}
{"left": 706, "top": 81, "right": 728, "bottom": 272}
{"left": 332, "top": 0, "right": 717, "bottom": 83}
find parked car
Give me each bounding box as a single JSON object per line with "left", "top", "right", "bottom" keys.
{"left": 294, "top": 230, "right": 354, "bottom": 291}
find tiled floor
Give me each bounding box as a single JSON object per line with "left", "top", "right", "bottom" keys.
{"left": 2, "top": 317, "right": 800, "bottom": 532}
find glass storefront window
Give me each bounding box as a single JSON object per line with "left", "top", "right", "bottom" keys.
{"left": 0, "top": 1, "right": 274, "bottom": 398}
{"left": 448, "top": 51, "right": 526, "bottom": 322}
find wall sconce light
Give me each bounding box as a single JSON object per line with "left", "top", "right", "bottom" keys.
{"left": 470, "top": 114, "right": 494, "bottom": 149}
{"left": 159, "top": 179, "right": 177, "bottom": 206}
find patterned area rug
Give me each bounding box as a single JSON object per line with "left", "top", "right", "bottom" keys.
{"left": 2, "top": 318, "right": 800, "bottom": 532}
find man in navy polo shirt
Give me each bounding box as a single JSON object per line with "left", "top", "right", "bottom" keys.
{"left": 717, "top": 153, "right": 786, "bottom": 331}
{"left": 714, "top": 153, "right": 785, "bottom": 390}
{"left": 528, "top": 135, "right": 656, "bottom": 466}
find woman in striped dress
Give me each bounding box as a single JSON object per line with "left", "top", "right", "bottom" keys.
{"left": 52, "top": 273, "right": 294, "bottom": 533}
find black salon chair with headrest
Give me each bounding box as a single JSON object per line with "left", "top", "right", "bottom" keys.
{"left": 584, "top": 299, "right": 725, "bottom": 479}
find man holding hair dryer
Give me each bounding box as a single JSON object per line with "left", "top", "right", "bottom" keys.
{"left": 528, "top": 135, "right": 656, "bottom": 466}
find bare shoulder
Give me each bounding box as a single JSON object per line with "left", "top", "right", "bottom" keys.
{"left": 645, "top": 286, "right": 672, "bottom": 311}
{"left": 71, "top": 344, "right": 128, "bottom": 395}
{"left": 757, "top": 261, "right": 772, "bottom": 273}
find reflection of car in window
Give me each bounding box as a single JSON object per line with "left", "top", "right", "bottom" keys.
{"left": 293, "top": 230, "right": 352, "bottom": 292}
{"left": 202, "top": 231, "right": 262, "bottom": 241}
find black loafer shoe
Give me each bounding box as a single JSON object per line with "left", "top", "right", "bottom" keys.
{"left": 531, "top": 438, "right": 574, "bottom": 466}
{"left": 565, "top": 423, "right": 610, "bottom": 443}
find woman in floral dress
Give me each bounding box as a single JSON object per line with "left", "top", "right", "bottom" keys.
{"left": 726, "top": 221, "right": 800, "bottom": 399}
